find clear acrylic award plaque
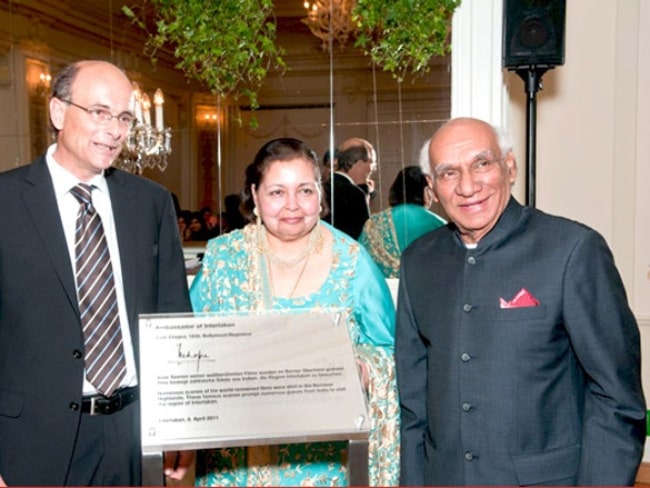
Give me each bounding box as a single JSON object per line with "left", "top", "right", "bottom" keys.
{"left": 138, "top": 309, "right": 369, "bottom": 485}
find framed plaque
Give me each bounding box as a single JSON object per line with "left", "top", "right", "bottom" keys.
{"left": 138, "top": 309, "right": 370, "bottom": 455}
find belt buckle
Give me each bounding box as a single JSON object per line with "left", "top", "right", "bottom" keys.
{"left": 89, "top": 395, "right": 101, "bottom": 416}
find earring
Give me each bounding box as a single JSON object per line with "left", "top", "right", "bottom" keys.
{"left": 253, "top": 206, "right": 261, "bottom": 226}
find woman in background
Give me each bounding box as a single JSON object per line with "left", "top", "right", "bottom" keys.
{"left": 190, "top": 137, "right": 398, "bottom": 486}
{"left": 221, "top": 193, "right": 247, "bottom": 232}
{"left": 359, "top": 165, "right": 446, "bottom": 278}
{"left": 188, "top": 211, "right": 210, "bottom": 241}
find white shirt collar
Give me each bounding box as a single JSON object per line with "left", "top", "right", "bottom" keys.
{"left": 46, "top": 143, "right": 109, "bottom": 196}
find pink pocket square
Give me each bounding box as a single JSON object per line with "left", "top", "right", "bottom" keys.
{"left": 499, "top": 288, "right": 540, "bottom": 309}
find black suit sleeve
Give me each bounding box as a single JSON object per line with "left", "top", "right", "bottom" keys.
{"left": 395, "top": 261, "right": 429, "bottom": 486}
{"left": 564, "top": 230, "right": 646, "bottom": 485}
{"left": 330, "top": 177, "right": 370, "bottom": 240}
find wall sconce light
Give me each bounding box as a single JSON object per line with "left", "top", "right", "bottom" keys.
{"left": 196, "top": 105, "right": 220, "bottom": 127}
{"left": 202, "top": 113, "right": 219, "bottom": 124}
{"left": 35, "top": 69, "right": 51, "bottom": 96}
{"left": 39, "top": 71, "right": 51, "bottom": 86}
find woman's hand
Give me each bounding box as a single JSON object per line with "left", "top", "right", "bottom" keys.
{"left": 356, "top": 359, "right": 370, "bottom": 391}
{"left": 164, "top": 450, "right": 195, "bottom": 483}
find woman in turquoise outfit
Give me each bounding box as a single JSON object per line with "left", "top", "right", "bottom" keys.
{"left": 359, "top": 166, "right": 446, "bottom": 278}
{"left": 190, "top": 138, "right": 399, "bottom": 486}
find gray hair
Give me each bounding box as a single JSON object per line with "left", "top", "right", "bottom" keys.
{"left": 418, "top": 137, "right": 432, "bottom": 175}
{"left": 494, "top": 124, "right": 514, "bottom": 157}
{"left": 426, "top": 118, "right": 515, "bottom": 181}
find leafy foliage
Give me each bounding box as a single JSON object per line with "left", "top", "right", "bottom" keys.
{"left": 122, "top": 0, "right": 460, "bottom": 108}
{"left": 352, "top": 0, "right": 461, "bottom": 81}
{"left": 122, "top": 0, "right": 285, "bottom": 110}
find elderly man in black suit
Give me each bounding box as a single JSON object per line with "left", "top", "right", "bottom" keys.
{"left": 396, "top": 117, "right": 645, "bottom": 486}
{"left": 0, "top": 60, "right": 192, "bottom": 486}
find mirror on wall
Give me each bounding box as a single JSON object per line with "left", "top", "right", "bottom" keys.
{"left": 0, "top": 0, "right": 452, "bottom": 222}
{"left": 184, "top": 2, "right": 453, "bottom": 221}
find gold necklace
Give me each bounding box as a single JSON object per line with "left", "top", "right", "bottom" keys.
{"left": 266, "top": 253, "right": 310, "bottom": 298}
{"left": 257, "top": 223, "right": 323, "bottom": 268}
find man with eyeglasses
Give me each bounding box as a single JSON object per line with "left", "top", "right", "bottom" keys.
{"left": 396, "top": 117, "right": 645, "bottom": 486}
{"left": 0, "top": 60, "right": 192, "bottom": 486}
{"left": 59, "top": 99, "right": 138, "bottom": 129}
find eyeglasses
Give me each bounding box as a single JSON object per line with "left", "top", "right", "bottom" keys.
{"left": 60, "top": 99, "right": 136, "bottom": 129}
{"left": 433, "top": 157, "right": 503, "bottom": 184}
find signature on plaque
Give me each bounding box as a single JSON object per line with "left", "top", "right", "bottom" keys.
{"left": 176, "top": 342, "right": 210, "bottom": 372}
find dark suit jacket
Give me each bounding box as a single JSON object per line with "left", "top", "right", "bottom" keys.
{"left": 323, "top": 172, "right": 370, "bottom": 240}
{"left": 0, "top": 155, "right": 191, "bottom": 485}
{"left": 396, "top": 198, "right": 646, "bottom": 486}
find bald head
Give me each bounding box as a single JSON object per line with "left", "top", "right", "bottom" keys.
{"left": 51, "top": 60, "right": 131, "bottom": 107}
{"left": 429, "top": 118, "right": 512, "bottom": 167}
{"left": 427, "top": 117, "right": 517, "bottom": 244}
{"left": 335, "top": 137, "right": 376, "bottom": 184}
{"left": 338, "top": 137, "right": 372, "bottom": 153}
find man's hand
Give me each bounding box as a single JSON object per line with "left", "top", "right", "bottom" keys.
{"left": 0, "top": 473, "right": 6, "bottom": 487}
{"left": 164, "top": 450, "right": 195, "bottom": 482}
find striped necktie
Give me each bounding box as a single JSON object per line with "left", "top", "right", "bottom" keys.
{"left": 70, "top": 183, "right": 126, "bottom": 397}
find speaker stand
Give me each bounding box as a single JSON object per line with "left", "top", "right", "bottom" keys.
{"left": 515, "top": 66, "right": 551, "bottom": 208}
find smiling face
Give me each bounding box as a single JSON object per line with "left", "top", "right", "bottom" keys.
{"left": 252, "top": 157, "right": 322, "bottom": 244}
{"left": 49, "top": 61, "right": 133, "bottom": 181}
{"left": 429, "top": 118, "right": 517, "bottom": 244}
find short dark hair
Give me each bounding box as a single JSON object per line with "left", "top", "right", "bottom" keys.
{"left": 49, "top": 62, "right": 82, "bottom": 136}
{"left": 388, "top": 166, "right": 430, "bottom": 207}
{"left": 51, "top": 62, "right": 81, "bottom": 102}
{"left": 241, "top": 138, "right": 323, "bottom": 220}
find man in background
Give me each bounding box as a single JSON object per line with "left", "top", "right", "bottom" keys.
{"left": 396, "top": 117, "right": 645, "bottom": 486}
{"left": 323, "top": 137, "right": 376, "bottom": 239}
{"left": 0, "top": 60, "right": 192, "bottom": 486}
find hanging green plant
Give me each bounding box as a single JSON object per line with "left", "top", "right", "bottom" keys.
{"left": 352, "top": 0, "right": 461, "bottom": 81}
{"left": 122, "top": 0, "right": 285, "bottom": 112}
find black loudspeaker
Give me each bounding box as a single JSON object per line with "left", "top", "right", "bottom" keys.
{"left": 503, "top": 0, "right": 566, "bottom": 69}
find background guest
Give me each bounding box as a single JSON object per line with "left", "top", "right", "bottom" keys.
{"left": 200, "top": 206, "right": 221, "bottom": 238}
{"left": 221, "top": 193, "right": 247, "bottom": 232}
{"left": 188, "top": 211, "right": 210, "bottom": 241}
{"left": 359, "top": 165, "right": 446, "bottom": 278}
{"left": 177, "top": 212, "right": 189, "bottom": 240}
{"left": 323, "top": 137, "right": 376, "bottom": 240}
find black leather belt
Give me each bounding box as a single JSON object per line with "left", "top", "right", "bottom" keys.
{"left": 81, "top": 386, "right": 138, "bottom": 415}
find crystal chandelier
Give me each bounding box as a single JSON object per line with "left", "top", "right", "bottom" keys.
{"left": 114, "top": 83, "right": 172, "bottom": 174}
{"left": 302, "top": 0, "right": 358, "bottom": 51}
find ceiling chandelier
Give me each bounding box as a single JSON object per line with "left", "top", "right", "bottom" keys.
{"left": 302, "top": 0, "right": 358, "bottom": 51}
{"left": 114, "top": 83, "right": 172, "bottom": 174}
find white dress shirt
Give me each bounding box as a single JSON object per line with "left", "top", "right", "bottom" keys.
{"left": 46, "top": 144, "right": 138, "bottom": 395}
